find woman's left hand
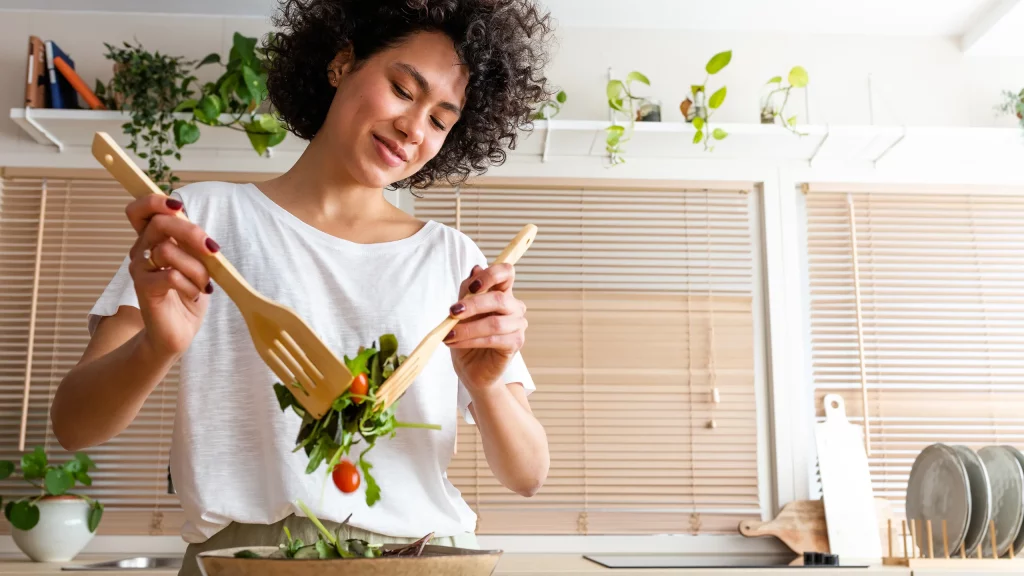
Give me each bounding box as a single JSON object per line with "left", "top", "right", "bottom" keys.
{"left": 446, "top": 263, "right": 528, "bottom": 393}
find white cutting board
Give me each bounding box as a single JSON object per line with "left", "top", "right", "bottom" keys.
{"left": 815, "top": 394, "right": 882, "bottom": 565}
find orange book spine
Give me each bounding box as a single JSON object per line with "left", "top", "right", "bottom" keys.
{"left": 53, "top": 55, "right": 106, "bottom": 110}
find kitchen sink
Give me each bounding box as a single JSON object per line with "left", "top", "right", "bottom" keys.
{"left": 61, "top": 556, "right": 182, "bottom": 571}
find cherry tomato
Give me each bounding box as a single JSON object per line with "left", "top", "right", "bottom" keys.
{"left": 349, "top": 373, "right": 368, "bottom": 404}
{"left": 332, "top": 460, "right": 360, "bottom": 493}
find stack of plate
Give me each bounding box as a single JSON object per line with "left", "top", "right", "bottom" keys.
{"left": 906, "top": 444, "right": 1024, "bottom": 558}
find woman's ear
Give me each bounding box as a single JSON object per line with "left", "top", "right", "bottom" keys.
{"left": 327, "top": 44, "right": 356, "bottom": 85}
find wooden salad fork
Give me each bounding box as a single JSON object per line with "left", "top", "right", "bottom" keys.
{"left": 376, "top": 224, "right": 538, "bottom": 410}
{"left": 90, "top": 131, "right": 352, "bottom": 419}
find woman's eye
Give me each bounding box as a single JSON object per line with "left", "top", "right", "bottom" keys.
{"left": 392, "top": 84, "right": 412, "bottom": 99}
{"left": 431, "top": 117, "right": 447, "bottom": 131}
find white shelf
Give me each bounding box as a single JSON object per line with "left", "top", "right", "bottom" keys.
{"left": 8, "top": 109, "right": 1024, "bottom": 172}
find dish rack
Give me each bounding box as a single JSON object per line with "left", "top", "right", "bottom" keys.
{"left": 884, "top": 517, "right": 1021, "bottom": 569}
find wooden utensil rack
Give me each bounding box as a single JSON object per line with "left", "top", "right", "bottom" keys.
{"left": 884, "top": 517, "right": 1022, "bottom": 569}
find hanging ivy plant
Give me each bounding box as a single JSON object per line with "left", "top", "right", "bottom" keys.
{"left": 97, "top": 41, "right": 197, "bottom": 191}
{"left": 97, "top": 33, "right": 287, "bottom": 191}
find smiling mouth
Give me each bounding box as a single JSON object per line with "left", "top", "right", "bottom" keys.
{"left": 373, "top": 134, "right": 408, "bottom": 163}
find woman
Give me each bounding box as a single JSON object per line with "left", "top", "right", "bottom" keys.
{"left": 50, "top": 1, "right": 553, "bottom": 573}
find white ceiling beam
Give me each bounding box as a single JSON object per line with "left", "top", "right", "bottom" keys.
{"left": 960, "top": 0, "right": 1022, "bottom": 54}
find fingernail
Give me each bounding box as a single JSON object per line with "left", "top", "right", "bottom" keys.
{"left": 204, "top": 282, "right": 214, "bottom": 294}
{"left": 205, "top": 238, "right": 220, "bottom": 253}
{"left": 166, "top": 198, "right": 183, "bottom": 210}
{"left": 468, "top": 280, "right": 482, "bottom": 293}
{"left": 445, "top": 330, "right": 455, "bottom": 341}
{"left": 450, "top": 303, "right": 466, "bottom": 316}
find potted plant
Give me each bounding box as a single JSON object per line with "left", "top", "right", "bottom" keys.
{"left": 997, "top": 88, "right": 1024, "bottom": 126}
{"left": 605, "top": 70, "right": 652, "bottom": 165}
{"left": 531, "top": 89, "right": 567, "bottom": 120}
{"left": 760, "top": 65, "right": 809, "bottom": 135}
{"left": 96, "top": 33, "right": 287, "bottom": 191}
{"left": 682, "top": 50, "right": 731, "bottom": 151}
{"left": 1, "top": 446, "right": 103, "bottom": 562}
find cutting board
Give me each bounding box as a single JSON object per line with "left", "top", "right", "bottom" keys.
{"left": 740, "top": 498, "right": 903, "bottom": 560}
{"left": 815, "top": 394, "right": 882, "bottom": 565}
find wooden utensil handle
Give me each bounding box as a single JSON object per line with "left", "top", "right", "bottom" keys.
{"left": 91, "top": 131, "right": 257, "bottom": 305}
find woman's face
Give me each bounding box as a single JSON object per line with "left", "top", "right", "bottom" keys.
{"left": 324, "top": 31, "right": 470, "bottom": 189}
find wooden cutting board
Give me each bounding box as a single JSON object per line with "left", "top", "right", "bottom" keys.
{"left": 740, "top": 498, "right": 904, "bottom": 559}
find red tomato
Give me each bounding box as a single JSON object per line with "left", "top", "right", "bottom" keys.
{"left": 350, "top": 373, "right": 368, "bottom": 404}
{"left": 332, "top": 460, "right": 360, "bottom": 493}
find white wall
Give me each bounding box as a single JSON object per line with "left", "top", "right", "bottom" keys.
{"left": 2, "top": 9, "right": 1024, "bottom": 160}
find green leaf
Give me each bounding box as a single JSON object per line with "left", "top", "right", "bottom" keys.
{"left": 87, "top": 501, "right": 103, "bottom": 533}
{"left": 788, "top": 66, "right": 809, "bottom": 88}
{"left": 359, "top": 457, "right": 380, "bottom": 507}
{"left": 4, "top": 500, "right": 13, "bottom": 521}
{"left": 712, "top": 128, "right": 729, "bottom": 140}
{"left": 242, "top": 65, "right": 267, "bottom": 101}
{"left": 343, "top": 347, "right": 378, "bottom": 377}
{"left": 0, "top": 460, "right": 13, "bottom": 480}
{"left": 608, "top": 98, "right": 625, "bottom": 113}
{"left": 626, "top": 71, "right": 650, "bottom": 86}
{"left": 232, "top": 33, "right": 258, "bottom": 66}
{"left": 305, "top": 437, "right": 327, "bottom": 474}
{"left": 75, "top": 471, "right": 93, "bottom": 486}
{"left": 556, "top": 90, "right": 567, "bottom": 104}
{"left": 693, "top": 117, "right": 705, "bottom": 130}
{"left": 316, "top": 539, "right": 341, "bottom": 559}
{"left": 63, "top": 459, "right": 82, "bottom": 475}
{"left": 22, "top": 447, "right": 46, "bottom": 480}
{"left": 45, "top": 468, "right": 74, "bottom": 495}
{"left": 9, "top": 501, "right": 40, "bottom": 531}
{"left": 787, "top": 115, "right": 798, "bottom": 127}
{"left": 198, "top": 53, "right": 221, "bottom": 67}
{"left": 274, "top": 382, "right": 297, "bottom": 411}
{"left": 173, "top": 120, "right": 201, "bottom": 148}
{"left": 234, "top": 550, "right": 261, "bottom": 559}
{"left": 378, "top": 334, "right": 398, "bottom": 361}
{"left": 196, "top": 95, "right": 222, "bottom": 124}
{"left": 708, "top": 86, "right": 727, "bottom": 109}
{"left": 173, "top": 98, "right": 198, "bottom": 113}
{"left": 606, "top": 80, "right": 625, "bottom": 102}
{"left": 256, "top": 114, "right": 280, "bottom": 132}
{"left": 219, "top": 74, "right": 239, "bottom": 107}
{"left": 693, "top": 130, "right": 704, "bottom": 144}
{"left": 705, "top": 50, "right": 733, "bottom": 75}
{"left": 767, "top": 76, "right": 783, "bottom": 84}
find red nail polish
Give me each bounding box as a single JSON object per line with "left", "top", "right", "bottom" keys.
{"left": 205, "top": 238, "right": 220, "bottom": 253}
{"left": 204, "top": 282, "right": 214, "bottom": 294}
{"left": 468, "top": 280, "right": 482, "bottom": 293}
{"left": 445, "top": 330, "right": 455, "bottom": 341}
{"left": 166, "top": 198, "right": 183, "bottom": 210}
{"left": 450, "top": 303, "right": 465, "bottom": 316}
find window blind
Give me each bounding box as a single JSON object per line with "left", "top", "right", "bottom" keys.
{"left": 0, "top": 176, "right": 190, "bottom": 535}
{"left": 415, "top": 181, "right": 763, "bottom": 534}
{"left": 805, "top": 187, "right": 1024, "bottom": 511}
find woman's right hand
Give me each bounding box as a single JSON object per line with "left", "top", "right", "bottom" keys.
{"left": 126, "top": 195, "right": 220, "bottom": 359}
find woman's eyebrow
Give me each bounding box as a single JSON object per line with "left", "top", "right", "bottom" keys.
{"left": 392, "top": 62, "right": 463, "bottom": 116}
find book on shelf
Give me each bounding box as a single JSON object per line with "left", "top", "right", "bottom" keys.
{"left": 44, "top": 39, "right": 80, "bottom": 109}
{"left": 25, "top": 36, "right": 47, "bottom": 108}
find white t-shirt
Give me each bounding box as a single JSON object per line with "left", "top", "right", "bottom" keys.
{"left": 88, "top": 181, "right": 535, "bottom": 544}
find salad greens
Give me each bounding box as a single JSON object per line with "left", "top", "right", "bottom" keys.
{"left": 273, "top": 334, "right": 440, "bottom": 506}
{"left": 233, "top": 500, "right": 433, "bottom": 559}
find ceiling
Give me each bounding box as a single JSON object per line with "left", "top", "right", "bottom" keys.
{"left": 1, "top": 0, "right": 1021, "bottom": 54}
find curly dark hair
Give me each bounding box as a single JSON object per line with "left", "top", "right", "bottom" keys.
{"left": 263, "top": 0, "right": 554, "bottom": 189}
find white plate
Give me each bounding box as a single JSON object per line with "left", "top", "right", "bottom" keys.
{"left": 952, "top": 445, "right": 991, "bottom": 557}
{"left": 978, "top": 446, "right": 1024, "bottom": 557}
{"left": 906, "top": 443, "right": 970, "bottom": 557}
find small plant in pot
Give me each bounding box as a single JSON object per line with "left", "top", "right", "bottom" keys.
{"left": 760, "top": 65, "right": 809, "bottom": 135}
{"left": 605, "top": 70, "right": 652, "bottom": 166}
{"left": 997, "top": 88, "right": 1024, "bottom": 127}
{"left": 1, "top": 447, "right": 103, "bottom": 562}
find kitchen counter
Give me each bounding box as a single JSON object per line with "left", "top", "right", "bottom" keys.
{"left": 0, "top": 554, "right": 915, "bottom": 576}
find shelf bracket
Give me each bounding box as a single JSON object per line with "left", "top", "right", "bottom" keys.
{"left": 872, "top": 125, "right": 907, "bottom": 168}
{"left": 541, "top": 117, "right": 553, "bottom": 163}
{"left": 22, "top": 107, "right": 64, "bottom": 152}
{"left": 807, "top": 125, "right": 831, "bottom": 167}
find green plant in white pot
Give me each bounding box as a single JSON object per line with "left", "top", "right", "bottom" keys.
{"left": 1, "top": 446, "right": 103, "bottom": 562}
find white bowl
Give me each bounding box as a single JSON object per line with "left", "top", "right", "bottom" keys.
{"left": 11, "top": 497, "right": 95, "bottom": 562}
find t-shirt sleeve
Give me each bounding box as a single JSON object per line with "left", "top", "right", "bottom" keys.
{"left": 87, "top": 255, "right": 139, "bottom": 336}
{"left": 86, "top": 189, "right": 187, "bottom": 335}
{"left": 452, "top": 231, "right": 537, "bottom": 424}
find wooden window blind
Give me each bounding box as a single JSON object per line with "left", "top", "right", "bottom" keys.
{"left": 805, "top": 187, "right": 1024, "bottom": 511}
{"left": 415, "top": 181, "right": 763, "bottom": 534}
{"left": 0, "top": 176, "right": 194, "bottom": 535}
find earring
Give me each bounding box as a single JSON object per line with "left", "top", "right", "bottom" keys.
{"left": 327, "top": 68, "right": 338, "bottom": 86}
